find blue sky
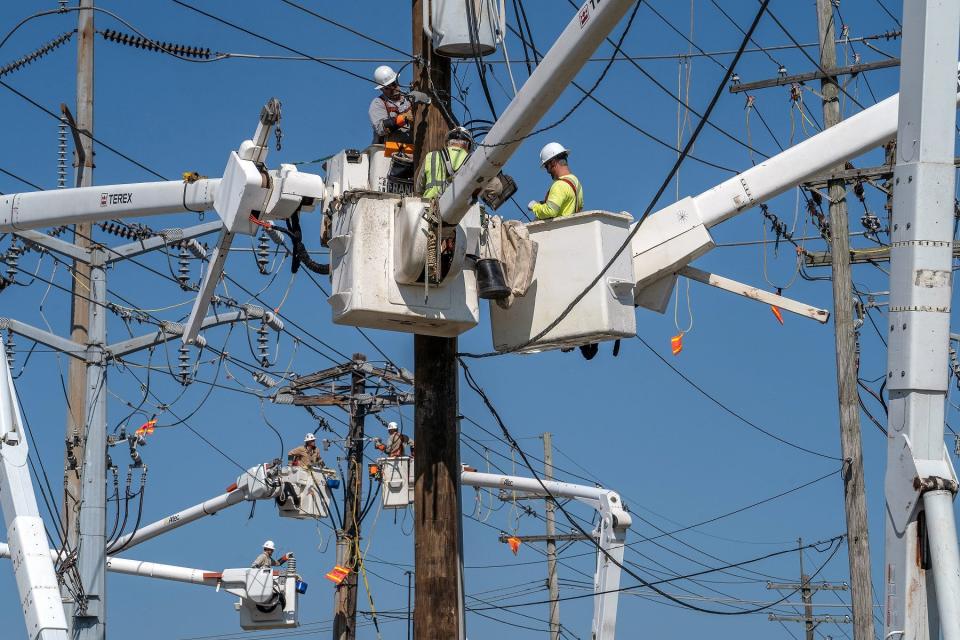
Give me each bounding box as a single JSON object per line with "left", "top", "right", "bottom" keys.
{"left": 0, "top": 1, "right": 941, "bottom": 639}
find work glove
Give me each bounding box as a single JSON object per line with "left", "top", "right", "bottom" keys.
{"left": 527, "top": 200, "right": 539, "bottom": 211}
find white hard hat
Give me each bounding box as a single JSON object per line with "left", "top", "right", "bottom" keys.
{"left": 447, "top": 126, "right": 474, "bottom": 147}
{"left": 263, "top": 540, "right": 275, "bottom": 551}
{"left": 539, "top": 142, "right": 569, "bottom": 166}
{"left": 304, "top": 433, "right": 317, "bottom": 443}
{"left": 374, "top": 65, "right": 398, "bottom": 90}
{"left": 387, "top": 421, "right": 399, "bottom": 431}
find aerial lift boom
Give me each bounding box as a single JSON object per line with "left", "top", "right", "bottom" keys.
{"left": 461, "top": 470, "right": 630, "bottom": 640}
{"left": 0, "top": 340, "right": 69, "bottom": 640}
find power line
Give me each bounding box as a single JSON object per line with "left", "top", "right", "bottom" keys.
{"left": 276, "top": 0, "right": 411, "bottom": 58}
{"left": 169, "top": 0, "right": 379, "bottom": 85}
{"left": 635, "top": 335, "right": 840, "bottom": 460}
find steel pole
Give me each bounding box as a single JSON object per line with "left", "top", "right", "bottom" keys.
{"left": 884, "top": 2, "right": 960, "bottom": 640}
{"left": 73, "top": 248, "right": 107, "bottom": 640}
{"left": 922, "top": 490, "right": 960, "bottom": 639}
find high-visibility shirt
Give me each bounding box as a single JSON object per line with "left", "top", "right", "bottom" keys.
{"left": 532, "top": 174, "right": 584, "bottom": 220}
{"left": 422, "top": 146, "right": 468, "bottom": 199}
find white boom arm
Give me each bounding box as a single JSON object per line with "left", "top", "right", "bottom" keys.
{"left": 0, "top": 98, "right": 325, "bottom": 346}
{"left": 632, "top": 67, "right": 960, "bottom": 307}
{"left": 106, "top": 463, "right": 276, "bottom": 554}
{"left": 461, "top": 471, "right": 630, "bottom": 640}
{"left": 437, "top": 0, "right": 637, "bottom": 227}
{"left": 0, "top": 543, "right": 301, "bottom": 632}
{"left": 0, "top": 341, "right": 68, "bottom": 640}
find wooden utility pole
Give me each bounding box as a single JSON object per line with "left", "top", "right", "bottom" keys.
{"left": 814, "top": 4, "right": 876, "bottom": 640}
{"left": 333, "top": 353, "right": 367, "bottom": 640}
{"left": 767, "top": 539, "right": 850, "bottom": 636}
{"left": 543, "top": 433, "right": 560, "bottom": 640}
{"left": 411, "top": 3, "right": 463, "bottom": 640}
{"left": 64, "top": 0, "right": 95, "bottom": 558}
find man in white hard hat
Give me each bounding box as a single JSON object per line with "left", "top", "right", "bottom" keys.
{"left": 288, "top": 432, "right": 323, "bottom": 468}
{"left": 420, "top": 126, "right": 473, "bottom": 199}
{"left": 252, "top": 540, "right": 292, "bottom": 568}
{"left": 368, "top": 65, "right": 413, "bottom": 145}
{"left": 527, "top": 142, "right": 584, "bottom": 220}
{"left": 375, "top": 421, "right": 414, "bottom": 457}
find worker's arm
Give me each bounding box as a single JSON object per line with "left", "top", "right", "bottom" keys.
{"left": 530, "top": 180, "right": 574, "bottom": 220}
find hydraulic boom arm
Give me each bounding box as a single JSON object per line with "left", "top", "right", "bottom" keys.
{"left": 462, "top": 471, "right": 630, "bottom": 640}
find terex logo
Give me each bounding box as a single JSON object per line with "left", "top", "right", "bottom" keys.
{"left": 100, "top": 192, "right": 133, "bottom": 207}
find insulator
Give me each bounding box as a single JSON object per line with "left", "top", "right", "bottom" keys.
{"left": 5, "top": 330, "right": 14, "bottom": 369}
{"left": 256, "top": 232, "right": 270, "bottom": 274}
{"left": 253, "top": 371, "right": 278, "bottom": 388}
{"left": 99, "top": 29, "right": 212, "bottom": 59}
{"left": 184, "top": 238, "right": 207, "bottom": 260}
{"left": 57, "top": 117, "right": 68, "bottom": 189}
{"left": 263, "top": 311, "right": 284, "bottom": 332}
{"left": 257, "top": 322, "right": 270, "bottom": 367}
{"left": 176, "top": 246, "right": 191, "bottom": 290}
{"left": 5, "top": 244, "right": 21, "bottom": 281}
{"left": 0, "top": 31, "right": 74, "bottom": 79}
{"left": 177, "top": 344, "right": 191, "bottom": 385}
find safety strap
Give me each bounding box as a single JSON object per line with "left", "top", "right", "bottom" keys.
{"left": 559, "top": 177, "right": 583, "bottom": 213}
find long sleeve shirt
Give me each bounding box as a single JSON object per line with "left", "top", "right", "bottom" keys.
{"left": 531, "top": 174, "right": 584, "bottom": 220}
{"left": 368, "top": 94, "right": 412, "bottom": 144}
{"left": 252, "top": 552, "right": 285, "bottom": 569}
{"left": 288, "top": 445, "right": 322, "bottom": 468}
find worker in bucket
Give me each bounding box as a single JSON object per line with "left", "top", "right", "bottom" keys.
{"left": 288, "top": 433, "right": 323, "bottom": 468}
{"left": 375, "top": 422, "right": 414, "bottom": 457}
{"left": 252, "top": 540, "right": 293, "bottom": 568}
{"left": 369, "top": 65, "right": 413, "bottom": 145}
{"left": 420, "top": 126, "right": 473, "bottom": 199}
{"left": 527, "top": 142, "right": 584, "bottom": 220}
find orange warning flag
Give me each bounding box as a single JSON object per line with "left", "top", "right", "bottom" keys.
{"left": 670, "top": 333, "right": 683, "bottom": 356}
{"left": 135, "top": 419, "right": 157, "bottom": 437}
{"left": 507, "top": 536, "right": 522, "bottom": 555}
{"left": 325, "top": 565, "right": 351, "bottom": 585}
{"left": 770, "top": 305, "right": 784, "bottom": 325}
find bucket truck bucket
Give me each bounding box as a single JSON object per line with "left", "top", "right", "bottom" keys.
{"left": 221, "top": 565, "right": 300, "bottom": 631}
{"left": 327, "top": 192, "right": 481, "bottom": 337}
{"left": 378, "top": 456, "right": 414, "bottom": 509}
{"left": 275, "top": 466, "right": 331, "bottom": 519}
{"left": 427, "top": 0, "right": 500, "bottom": 58}
{"left": 489, "top": 211, "right": 637, "bottom": 352}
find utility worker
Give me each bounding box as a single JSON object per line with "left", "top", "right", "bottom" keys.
{"left": 288, "top": 433, "right": 323, "bottom": 468}
{"left": 420, "top": 126, "right": 473, "bottom": 199}
{"left": 368, "top": 65, "right": 413, "bottom": 145}
{"left": 375, "top": 422, "right": 413, "bottom": 457}
{"left": 252, "top": 540, "right": 292, "bottom": 568}
{"left": 527, "top": 142, "right": 584, "bottom": 220}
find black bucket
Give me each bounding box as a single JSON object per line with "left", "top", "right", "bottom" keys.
{"left": 476, "top": 258, "right": 510, "bottom": 300}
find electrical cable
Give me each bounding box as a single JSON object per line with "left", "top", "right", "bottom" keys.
{"left": 0, "top": 80, "right": 168, "bottom": 180}
{"left": 459, "top": 354, "right": 845, "bottom": 616}
{"left": 169, "top": 0, "right": 381, "bottom": 85}
{"left": 276, "top": 0, "right": 411, "bottom": 57}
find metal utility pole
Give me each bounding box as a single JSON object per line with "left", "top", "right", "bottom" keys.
{"left": 884, "top": 2, "right": 960, "bottom": 639}
{"left": 543, "top": 433, "right": 560, "bottom": 640}
{"left": 767, "top": 539, "right": 850, "bottom": 637}
{"left": 65, "top": 0, "right": 95, "bottom": 563}
{"left": 333, "top": 353, "right": 367, "bottom": 640}
{"left": 411, "top": 3, "right": 463, "bottom": 639}
{"left": 814, "top": 4, "right": 875, "bottom": 640}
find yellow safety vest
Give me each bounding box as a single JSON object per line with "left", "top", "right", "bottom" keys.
{"left": 423, "top": 146, "right": 468, "bottom": 199}
{"left": 531, "top": 174, "right": 584, "bottom": 220}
